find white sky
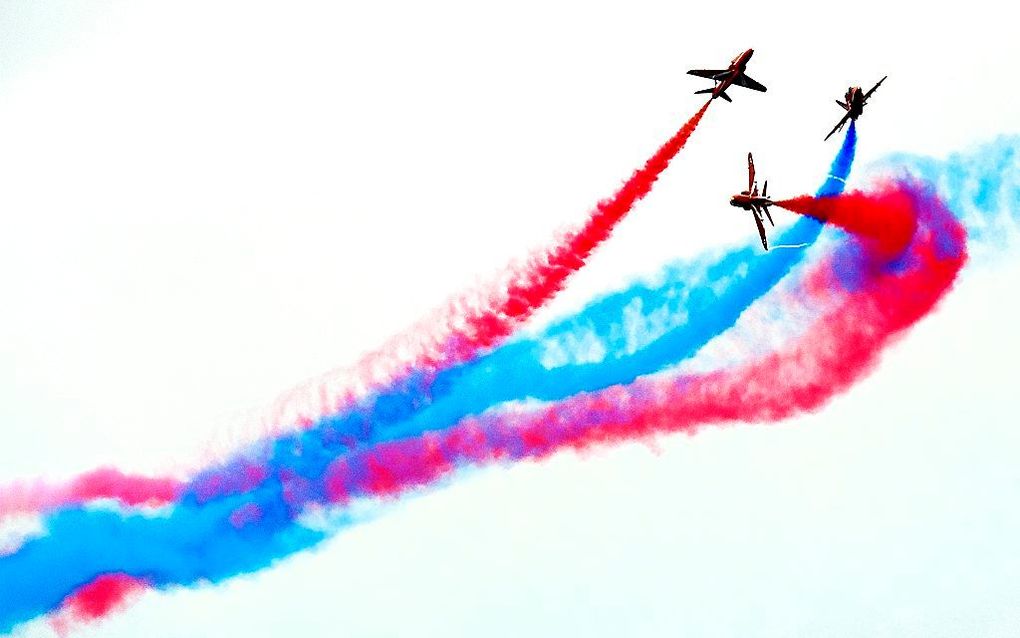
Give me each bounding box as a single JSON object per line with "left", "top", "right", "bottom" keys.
{"left": 1, "top": 1, "right": 1018, "bottom": 636}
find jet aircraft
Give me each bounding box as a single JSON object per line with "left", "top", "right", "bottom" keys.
{"left": 825, "top": 75, "right": 887, "bottom": 140}
{"left": 687, "top": 49, "right": 767, "bottom": 102}
{"left": 729, "top": 152, "right": 775, "bottom": 250}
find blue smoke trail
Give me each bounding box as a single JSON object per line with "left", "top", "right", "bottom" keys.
{"left": 0, "top": 494, "right": 331, "bottom": 632}
{"left": 0, "top": 125, "right": 858, "bottom": 633}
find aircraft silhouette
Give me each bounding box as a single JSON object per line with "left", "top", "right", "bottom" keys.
{"left": 687, "top": 49, "right": 767, "bottom": 102}
{"left": 729, "top": 152, "right": 775, "bottom": 250}
{"left": 825, "top": 76, "right": 887, "bottom": 140}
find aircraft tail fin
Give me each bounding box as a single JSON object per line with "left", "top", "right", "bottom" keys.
{"left": 762, "top": 180, "right": 768, "bottom": 198}
{"left": 718, "top": 91, "right": 732, "bottom": 103}
{"left": 763, "top": 204, "right": 774, "bottom": 226}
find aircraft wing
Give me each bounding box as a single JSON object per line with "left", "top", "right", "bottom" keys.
{"left": 864, "top": 75, "right": 887, "bottom": 100}
{"left": 752, "top": 210, "right": 769, "bottom": 250}
{"left": 733, "top": 73, "right": 767, "bottom": 92}
{"left": 687, "top": 69, "right": 728, "bottom": 80}
{"left": 824, "top": 112, "right": 852, "bottom": 141}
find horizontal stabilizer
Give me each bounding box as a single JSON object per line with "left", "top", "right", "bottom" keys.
{"left": 718, "top": 91, "right": 732, "bottom": 102}
{"left": 694, "top": 87, "right": 715, "bottom": 95}
{"left": 836, "top": 100, "right": 849, "bottom": 110}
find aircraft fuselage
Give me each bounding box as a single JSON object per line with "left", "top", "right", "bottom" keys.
{"left": 845, "top": 86, "right": 866, "bottom": 119}
{"left": 713, "top": 48, "right": 755, "bottom": 98}
{"left": 729, "top": 192, "right": 772, "bottom": 210}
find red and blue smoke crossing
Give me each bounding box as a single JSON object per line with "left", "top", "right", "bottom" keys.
{"left": 1, "top": 100, "right": 1005, "bottom": 633}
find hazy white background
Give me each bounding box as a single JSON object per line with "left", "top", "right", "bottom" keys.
{"left": 1, "top": 1, "right": 1018, "bottom": 636}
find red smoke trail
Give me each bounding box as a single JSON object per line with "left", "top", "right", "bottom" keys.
{"left": 776, "top": 185, "right": 918, "bottom": 256}
{"left": 50, "top": 574, "right": 148, "bottom": 636}
{"left": 0, "top": 469, "right": 182, "bottom": 519}
{"left": 322, "top": 180, "right": 966, "bottom": 503}
{"left": 266, "top": 101, "right": 712, "bottom": 431}
{"left": 493, "top": 101, "right": 713, "bottom": 323}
